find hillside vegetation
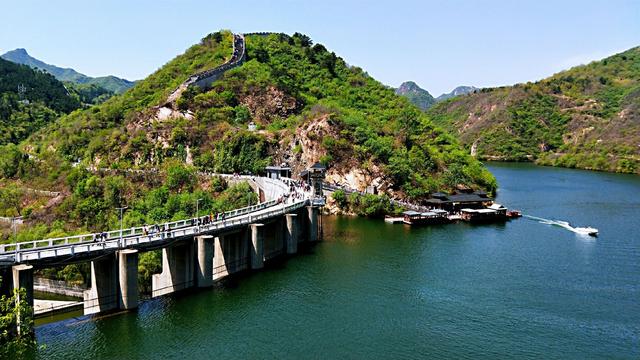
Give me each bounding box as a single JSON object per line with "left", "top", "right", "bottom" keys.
{"left": 0, "top": 30, "right": 499, "bottom": 294}
{"left": 0, "top": 58, "right": 81, "bottom": 145}
{"left": 1, "top": 31, "right": 496, "bottom": 244}
{"left": 428, "top": 47, "right": 640, "bottom": 174}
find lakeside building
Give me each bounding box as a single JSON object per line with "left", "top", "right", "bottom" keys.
{"left": 460, "top": 203, "right": 508, "bottom": 222}
{"left": 424, "top": 191, "right": 493, "bottom": 212}
{"left": 402, "top": 209, "right": 450, "bottom": 225}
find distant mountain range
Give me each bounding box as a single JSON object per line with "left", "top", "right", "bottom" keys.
{"left": 396, "top": 82, "right": 478, "bottom": 110}
{"left": 436, "top": 85, "right": 479, "bottom": 101}
{"left": 1, "top": 48, "right": 135, "bottom": 94}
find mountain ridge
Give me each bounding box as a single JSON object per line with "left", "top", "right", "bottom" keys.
{"left": 0, "top": 57, "right": 81, "bottom": 145}
{"left": 1, "top": 48, "right": 135, "bottom": 94}
{"left": 436, "top": 86, "right": 479, "bottom": 101}
{"left": 396, "top": 82, "right": 478, "bottom": 110}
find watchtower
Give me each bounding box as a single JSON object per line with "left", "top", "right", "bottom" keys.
{"left": 308, "top": 162, "right": 326, "bottom": 200}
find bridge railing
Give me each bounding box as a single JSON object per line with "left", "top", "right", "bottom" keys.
{"left": 0, "top": 198, "right": 280, "bottom": 255}
{"left": 12, "top": 199, "right": 309, "bottom": 263}
{"left": 0, "top": 171, "right": 321, "bottom": 264}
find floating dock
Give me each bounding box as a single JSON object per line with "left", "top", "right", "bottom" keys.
{"left": 384, "top": 216, "right": 404, "bottom": 224}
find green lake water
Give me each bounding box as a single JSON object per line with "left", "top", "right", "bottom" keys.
{"left": 33, "top": 163, "right": 640, "bottom": 359}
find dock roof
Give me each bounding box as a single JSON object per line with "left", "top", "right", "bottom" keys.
{"left": 426, "top": 192, "right": 492, "bottom": 204}
{"left": 461, "top": 208, "right": 497, "bottom": 214}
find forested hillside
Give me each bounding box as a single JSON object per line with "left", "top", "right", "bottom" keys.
{"left": 1, "top": 31, "right": 496, "bottom": 247}
{"left": 428, "top": 47, "right": 640, "bottom": 174}
{"left": 26, "top": 32, "right": 494, "bottom": 197}
{"left": 0, "top": 30, "right": 497, "bottom": 292}
{"left": 0, "top": 58, "right": 80, "bottom": 145}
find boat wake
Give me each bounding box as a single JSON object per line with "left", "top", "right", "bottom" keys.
{"left": 524, "top": 215, "right": 598, "bottom": 237}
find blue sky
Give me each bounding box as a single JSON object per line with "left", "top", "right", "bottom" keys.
{"left": 1, "top": 0, "right": 638, "bottom": 95}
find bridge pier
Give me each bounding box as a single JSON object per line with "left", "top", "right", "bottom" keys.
{"left": 10, "top": 265, "right": 34, "bottom": 308}
{"left": 84, "top": 250, "right": 139, "bottom": 315}
{"left": 9, "top": 264, "right": 33, "bottom": 336}
{"left": 195, "top": 235, "right": 214, "bottom": 288}
{"left": 213, "top": 235, "right": 228, "bottom": 280}
{"left": 84, "top": 255, "right": 117, "bottom": 314}
{"left": 307, "top": 206, "right": 319, "bottom": 242}
{"left": 250, "top": 224, "right": 265, "bottom": 270}
{"left": 118, "top": 249, "right": 138, "bottom": 310}
{"left": 285, "top": 214, "right": 298, "bottom": 254}
{"left": 263, "top": 220, "right": 285, "bottom": 261}
{"left": 152, "top": 242, "right": 195, "bottom": 298}
{"left": 213, "top": 230, "right": 251, "bottom": 281}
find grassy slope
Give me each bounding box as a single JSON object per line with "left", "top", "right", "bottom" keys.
{"left": 0, "top": 30, "right": 235, "bottom": 238}
{"left": 427, "top": 47, "right": 640, "bottom": 174}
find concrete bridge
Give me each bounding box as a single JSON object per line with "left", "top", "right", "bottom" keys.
{"left": 0, "top": 174, "right": 324, "bottom": 317}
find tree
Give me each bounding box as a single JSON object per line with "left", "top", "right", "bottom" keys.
{"left": 292, "top": 32, "right": 312, "bottom": 47}
{"left": 0, "top": 185, "right": 24, "bottom": 217}
{"left": 0, "top": 276, "right": 35, "bottom": 358}
{"left": 332, "top": 190, "right": 348, "bottom": 209}
{"left": 166, "top": 163, "right": 196, "bottom": 193}
{"left": 234, "top": 105, "right": 251, "bottom": 124}
{"left": 0, "top": 144, "right": 23, "bottom": 178}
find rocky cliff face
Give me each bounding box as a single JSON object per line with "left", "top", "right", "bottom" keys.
{"left": 240, "top": 86, "right": 299, "bottom": 124}
{"left": 271, "top": 114, "right": 393, "bottom": 194}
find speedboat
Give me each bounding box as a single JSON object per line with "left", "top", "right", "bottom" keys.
{"left": 552, "top": 220, "right": 599, "bottom": 237}
{"left": 506, "top": 210, "right": 522, "bottom": 218}
{"left": 574, "top": 226, "right": 599, "bottom": 237}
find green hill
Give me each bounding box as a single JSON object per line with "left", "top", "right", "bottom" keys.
{"left": 395, "top": 81, "right": 436, "bottom": 110}
{"left": 64, "top": 82, "right": 114, "bottom": 105}
{"left": 0, "top": 57, "right": 80, "bottom": 145}
{"left": 427, "top": 47, "right": 640, "bottom": 174}
{"left": 1, "top": 48, "right": 135, "bottom": 94}
{"left": 0, "top": 31, "right": 496, "bottom": 243}
{"left": 87, "top": 75, "right": 136, "bottom": 94}
{"left": 25, "top": 32, "right": 494, "bottom": 197}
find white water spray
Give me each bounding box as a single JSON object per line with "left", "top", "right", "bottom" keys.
{"left": 524, "top": 215, "right": 598, "bottom": 237}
